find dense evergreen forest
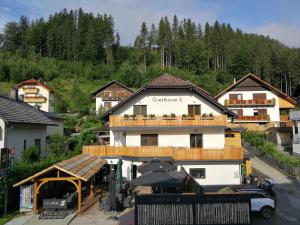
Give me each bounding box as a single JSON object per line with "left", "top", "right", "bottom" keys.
{"left": 0, "top": 8, "right": 299, "bottom": 113}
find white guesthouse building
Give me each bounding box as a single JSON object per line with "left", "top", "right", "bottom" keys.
{"left": 0, "top": 95, "right": 57, "bottom": 160}
{"left": 83, "top": 74, "right": 245, "bottom": 186}
{"left": 215, "top": 73, "right": 296, "bottom": 130}
{"left": 16, "top": 78, "right": 55, "bottom": 113}
{"left": 290, "top": 110, "right": 300, "bottom": 155}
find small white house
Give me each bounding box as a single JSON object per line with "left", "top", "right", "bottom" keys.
{"left": 95, "top": 74, "right": 245, "bottom": 186}
{"left": 290, "top": 110, "right": 300, "bottom": 155}
{"left": 16, "top": 78, "right": 55, "bottom": 112}
{"left": 0, "top": 95, "right": 57, "bottom": 161}
{"left": 91, "top": 81, "right": 133, "bottom": 114}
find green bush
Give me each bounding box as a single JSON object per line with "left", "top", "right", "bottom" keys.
{"left": 243, "top": 131, "right": 300, "bottom": 166}
{"left": 21, "top": 145, "right": 41, "bottom": 163}
{"left": 47, "top": 134, "right": 69, "bottom": 156}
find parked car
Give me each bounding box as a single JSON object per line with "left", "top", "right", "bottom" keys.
{"left": 236, "top": 189, "right": 275, "bottom": 219}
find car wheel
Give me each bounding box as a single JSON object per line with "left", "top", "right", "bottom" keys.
{"left": 260, "top": 206, "right": 273, "bottom": 219}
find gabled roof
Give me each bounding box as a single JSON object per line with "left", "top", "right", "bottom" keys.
{"left": 215, "top": 73, "right": 297, "bottom": 105}
{"left": 91, "top": 80, "right": 134, "bottom": 96}
{"left": 17, "top": 78, "right": 54, "bottom": 92}
{"left": 0, "top": 95, "right": 56, "bottom": 125}
{"left": 146, "top": 73, "right": 193, "bottom": 88}
{"left": 13, "top": 154, "right": 107, "bottom": 187}
{"left": 101, "top": 74, "right": 236, "bottom": 119}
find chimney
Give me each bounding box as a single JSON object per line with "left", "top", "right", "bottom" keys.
{"left": 9, "top": 88, "right": 18, "bottom": 101}
{"left": 33, "top": 105, "right": 41, "bottom": 111}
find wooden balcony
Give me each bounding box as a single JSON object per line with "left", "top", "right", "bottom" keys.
{"left": 23, "top": 96, "right": 47, "bottom": 103}
{"left": 235, "top": 115, "right": 270, "bottom": 122}
{"left": 109, "top": 115, "right": 228, "bottom": 127}
{"left": 82, "top": 145, "right": 244, "bottom": 161}
{"left": 280, "top": 115, "right": 293, "bottom": 128}
{"left": 22, "top": 87, "right": 39, "bottom": 94}
{"left": 225, "top": 99, "right": 275, "bottom": 107}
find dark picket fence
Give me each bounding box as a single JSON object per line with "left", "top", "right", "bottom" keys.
{"left": 135, "top": 193, "right": 251, "bottom": 225}
{"left": 242, "top": 140, "right": 300, "bottom": 177}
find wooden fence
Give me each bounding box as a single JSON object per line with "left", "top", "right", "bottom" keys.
{"left": 242, "top": 140, "right": 300, "bottom": 176}
{"left": 135, "top": 193, "right": 251, "bottom": 225}
{"left": 82, "top": 145, "right": 244, "bottom": 161}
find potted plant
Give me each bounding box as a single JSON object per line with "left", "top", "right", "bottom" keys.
{"left": 149, "top": 114, "right": 156, "bottom": 120}
{"left": 224, "top": 99, "right": 229, "bottom": 106}
{"left": 202, "top": 113, "right": 208, "bottom": 118}
{"left": 124, "top": 114, "right": 129, "bottom": 120}
{"left": 131, "top": 114, "right": 137, "bottom": 120}
{"left": 182, "top": 114, "right": 187, "bottom": 119}
{"left": 163, "top": 114, "right": 169, "bottom": 119}
{"left": 209, "top": 113, "right": 214, "bottom": 117}
{"left": 170, "top": 113, "right": 176, "bottom": 119}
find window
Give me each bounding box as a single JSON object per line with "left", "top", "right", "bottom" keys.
{"left": 23, "top": 140, "right": 27, "bottom": 151}
{"left": 190, "top": 168, "right": 206, "bottom": 179}
{"left": 133, "top": 105, "right": 147, "bottom": 115}
{"left": 190, "top": 134, "right": 203, "bottom": 148}
{"left": 188, "top": 105, "right": 201, "bottom": 116}
{"left": 225, "top": 133, "right": 235, "bottom": 138}
{"left": 141, "top": 134, "right": 158, "bottom": 146}
{"left": 253, "top": 93, "right": 266, "bottom": 100}
{"left": 295, "top": 125, "right": 299, "bottom": 134}
{"left": 0, "top": 126, "right": 2, "bottom": 141}
{"left": 104, "top": 101, "right": 112, "bottom": 109}
{"left": 229, "top": 94, "right": 243, "bottom": 100}
{"left": 35, "top": 139, "right": 41, "bottom": 151}
{"left": 253, "top": 109, "right": 267, "bottom": 116}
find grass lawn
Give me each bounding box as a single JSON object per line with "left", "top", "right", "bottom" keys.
{"left": 0, "top": 211, "right": 19, "bottom": 225}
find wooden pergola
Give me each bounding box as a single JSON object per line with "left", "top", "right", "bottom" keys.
{"left": 13, "top": 154, "right": 107, "bottom": 213}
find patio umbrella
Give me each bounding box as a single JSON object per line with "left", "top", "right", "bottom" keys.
{"left": 115, "top": 158, "right": 123, "bottom": 194}
{"left": 108, "top": 167, "right": 117, "bottom": 211}
{"left": 137, "top": 158, "right": 176, "bottom": 174}
{"left": 132, "top": 167, "right": 187, "bottom": 188}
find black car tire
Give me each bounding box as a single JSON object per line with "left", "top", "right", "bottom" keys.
{"left": 260, "top": 206, "right": 273, "bottom": 219}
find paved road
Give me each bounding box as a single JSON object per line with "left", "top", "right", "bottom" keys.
{"left": 251, "top": 155, "right": 300, "bottom": 225}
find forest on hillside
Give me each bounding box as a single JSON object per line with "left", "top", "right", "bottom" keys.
{"left": 0, "top": 8, "right": 300, "bottom": 113}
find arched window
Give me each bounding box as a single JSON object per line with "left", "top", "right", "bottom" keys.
{"left": 0, "top": 126, "right": 3, "bottom": 141}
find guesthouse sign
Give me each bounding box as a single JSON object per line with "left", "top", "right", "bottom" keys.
{"left": 152, "top": 97, "right": 183, "bottom": 103}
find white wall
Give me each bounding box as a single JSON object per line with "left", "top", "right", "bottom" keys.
{"left": 217, "top": 90, "right": 280, "bottom": 121}
{"left": 96, "top": 97, "right": 120, "bottom": 113}
{"left": 293, "top": 120, "right": 300, "bottom": 155}
{"left": 180, "top": 164, "right": 241, "bottom": 185}
{"left": 18, "top": 85, "right": 54, "bottom": 112}
{"left": 0, "top": 118, "right": 5, "bottom": 149}
{"left": 111, "top": 128, "right": 224, "bottom": 148}
{"left": 46, "top": 119, "right": 64, "bottom": 136}
{"left": 113, "top": 89, "right": 223, "bottom": 116}
{"left": 6, "top": 124, "right": 47, "bottom": 161}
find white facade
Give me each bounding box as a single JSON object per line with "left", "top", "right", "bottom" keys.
{"left": 290, "top": 110, "right": 300, "bottom": 155}
{"left": 0, "top": 119, "right": 48, "bottom": 161}
{"left": 105, "top": 86, "right": 242, "bottom": 186}
{"left": 180, "top": 164, "right": 241, "bottom": 185}
{"left": 96, "top": 97, "right": 120, "bottom": 114}
{"left": 218, "top": 90, "right": 280, "bottom": 122}
{"left": 18, "top": 84, "right": 54, "bottom": 112}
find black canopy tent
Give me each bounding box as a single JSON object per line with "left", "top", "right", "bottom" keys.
{"left": 137, "top": 158, "right": 176, "bottom": 174}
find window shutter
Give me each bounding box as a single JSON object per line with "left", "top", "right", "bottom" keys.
{"left": 229, "top": 94, "right": 238, "bottom": 100}
{"left": 257, "top": 109, "right": 267, "bottom": 115}
{"left": 253, "top": 93, "right": 266, "bottom": 100}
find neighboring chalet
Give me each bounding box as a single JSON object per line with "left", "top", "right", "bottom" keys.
{"left": 91, "top": 81, "right": 134, "bottom": 114}
{"left": 83, "top": 74, "right": 247, "bottom": 186}
{"left": 290, "top": 110, "right": 300, "bottom": 155}
{"left": 0, "top": 95, "right": 57, "bottom": 160}
{"left": 16, "top": 78, "right": 55, "bottom": 112}
{"left": 216, "top": 74, "right": 297, "bottom": 151}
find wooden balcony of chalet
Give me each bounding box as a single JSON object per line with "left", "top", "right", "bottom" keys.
{"left": 279, "top": 115, "right": 293, "bottom": 128}
{"left": 225, "top": 99, "right": 275, "bottom": 107}
{"left": 109, "top": 115, "right": 228, "bottom": 127}
{"left": 82, "top": 145, "right": 244, "bottom": 161}
{"left": 23, "top": 96, "right": 47, "bottom": 103}
{"left": 22, "top": 87, "right": 39, "bottom": 94}
{"left": 235, "top": 114, "right": 270, "bottom": 122}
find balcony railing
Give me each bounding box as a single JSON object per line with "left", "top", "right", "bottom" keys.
{"left": 280, "top": 115, "right": 293, "bottom": 127}
{"left": 23, "top": 96, "right": 47, "bottom": 103}
{"left": 225, "top": 99, "right": 275, "bottom": 107}
{"left": 82, "top": 145, "right": 244, "bottom": 161}
{"left": 235, "top": 115, "right": 270, "bottom": 122}
{"left": 109, "top": 115, "right": 228, "bottom": 127}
